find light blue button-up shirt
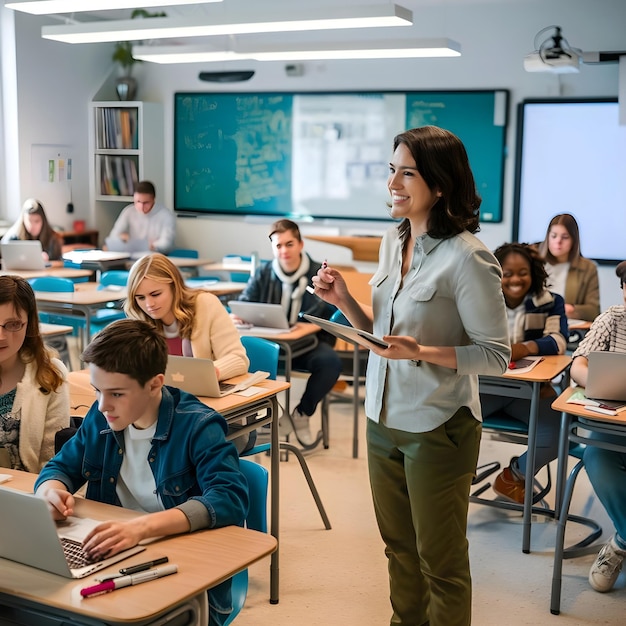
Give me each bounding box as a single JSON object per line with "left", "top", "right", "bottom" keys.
{"left": 365, "top": 227, "right": 510, "bottom": 432}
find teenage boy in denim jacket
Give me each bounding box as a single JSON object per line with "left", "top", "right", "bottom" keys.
{"left": 35, "top": 319, "right": 248, "bottom": 626}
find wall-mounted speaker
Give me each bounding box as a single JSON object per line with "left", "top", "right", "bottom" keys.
{"left": 198, "top": 71, "right": 255, "bottom": 83}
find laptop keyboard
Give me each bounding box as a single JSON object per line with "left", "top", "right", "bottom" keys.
{"left": 61, "top": 537, "right": 100, "bottom": 569}
{"left": 219, "top": 382, "right": 236, "bottom": 392}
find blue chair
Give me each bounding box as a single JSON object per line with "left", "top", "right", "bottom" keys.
{"left": 29, "top": 276, "right": 86, "bottom": 334}
{"left": 168, "top": 248, "right": 199, "bottom": 259}
{"left": 224, "top": 458, "right": 268, "bottom": 626}
{"left": 239, "top": 336, "right": 331, "bottom": 530}
{"left": 89, "top": 270, "right": 130, "bottom": 335}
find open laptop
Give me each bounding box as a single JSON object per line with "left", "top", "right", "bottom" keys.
{"left": 0, "top": 241, "right": 47, "bottom": 271}
{"left": 228, "top": 301, "right": 296, "bottom": 333}
{"left": 164, "top": 355, "right": 269, "bottom": 398}
{"left": 104, "top": 236, "right": 151, "bottom": 257}
{"left": 585, "top": 351, "right": 626, "bottom": 402}
{"left": 0, "top": 487, "right": 145, "bottom": 578}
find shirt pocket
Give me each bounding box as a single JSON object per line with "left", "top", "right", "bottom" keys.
{"left": 409, "top": 284, "right": 437, "bottom": 302}
{"left": 160, "top": 470, "right": 197, "bottom": 500}
{"left": 369, "top": 271, "right": 388, "bottom": 288}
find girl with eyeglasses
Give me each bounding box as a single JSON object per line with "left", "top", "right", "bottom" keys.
{"left": 0, "top": 276, "right": 70, "bottom": 471}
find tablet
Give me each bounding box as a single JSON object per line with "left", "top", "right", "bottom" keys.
{"left": 303, "top": 314, "right": 390, "bottom": 350}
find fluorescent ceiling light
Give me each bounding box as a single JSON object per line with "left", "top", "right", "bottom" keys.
{"left": 41, "top": 4, "right": 412, "bottom": 44}
{"left": 4, "top": 0, "right": 220, "bottom": 14}
{"left": 132, "top": 39, "right": 461, "bottom": 64}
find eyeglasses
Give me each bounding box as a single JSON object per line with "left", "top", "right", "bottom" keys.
{"left": 0, "top": 320, "right": 26, "bottom": 332}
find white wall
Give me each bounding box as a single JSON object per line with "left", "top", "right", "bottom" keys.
{"left": 7, "top": 0, "right": 626, "bottom": 308}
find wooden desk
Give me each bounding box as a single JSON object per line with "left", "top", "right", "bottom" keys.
{"left": 304, "top": 234, "right": 382, "bottom": 262}
{"left": 59, "top": 228, "right": 99, "bottom": 249}
{"left": 478, "top": 354, "right": 572, "bottom": 553}
{"left": 238, "top": 322, "right": 320, "bottom": 417}
{"left": 550, "top": 386, "right": 626, "bottom": 614}
{"left": 68, "top": 370, "right": 289, "bottom": 605}
{"left": 0, "top": 469, "right": 277, "bottom": 626}
{"left": 0, "top": 267, "right": 93, "bottom": 280}
{"left": 34, "top": 287, "right": 126, "bottom": 347}
{"left": 40, "top": 322, "right": 73, "bottom": 338}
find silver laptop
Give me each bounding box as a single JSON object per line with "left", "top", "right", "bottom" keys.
{"left": 0, "top": 240, "right": 47, "bottom": 271}
{"left": 228, "top": 301, "right": 296, "bottom": 332}
{"left": 586, "top": 351, "right": 626, "bottom": 402}
{"left": 164, "top": 355, "right": 268, "bottom": 398}
{"left": 0, "top": 487, "right": 145, "bottom": 578}
{"left": 105, "top": 236, "right": 151, "bottom": 256}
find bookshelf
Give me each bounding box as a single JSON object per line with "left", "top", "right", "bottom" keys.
{"left": 89, "top": 101, "right": 164, "bottom": 244}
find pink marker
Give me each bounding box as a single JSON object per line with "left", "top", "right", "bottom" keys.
{"left": 322, "top": 259, "right": 328, "bottom": 270}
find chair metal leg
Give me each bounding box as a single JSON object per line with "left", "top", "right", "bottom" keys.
{"left": 279, "top": 442, "right": 332, "bottom": 530}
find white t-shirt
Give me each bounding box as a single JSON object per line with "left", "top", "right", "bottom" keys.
{"left": 507, "top": 302, "right": 527, "bottom": 345}
{"left": 117, "top": 422, "right": 164, "bottom": 513}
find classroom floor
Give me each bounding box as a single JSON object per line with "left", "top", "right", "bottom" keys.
{"left": 236, "top": 382, "right": 625, "bottom": 626}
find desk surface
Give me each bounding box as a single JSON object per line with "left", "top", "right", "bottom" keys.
{"left": 552, "top": 385, "right": 626, "bottom": 425}
{"left": 34, "top": 288, "right": 126, "bottom": 306}
{"left": 304, "top": 234, "right": 382, "bottom": 262}
{"left": 0, "top": 266, "right": 93, "bottom": 280}
{"left": 238, "top": 321, "right": 319, "bottom": 342}
{"left": 500, "top": 354, "right": 572, "bottom": 383}
{"left": 40, "top": 322, "right": 74, "bottom": 337}
{"left": 68, "top": 369, "right": 290, "bottom": 418}
{"left": 0, "top": 469, "right": 277, "bottom": 625}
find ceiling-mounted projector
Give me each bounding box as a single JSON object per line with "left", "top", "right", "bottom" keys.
{"left": 524, "top": 49, "right": 581, "bottom": 73}
{"left": 523, "top": 25, "right": 581, "bottom": 73}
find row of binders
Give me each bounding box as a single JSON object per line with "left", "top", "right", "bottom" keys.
{"left": 99, "top": 155, "right": 139, "bottom": 197}
{"left": 96, "top": 107, "right": 138, "bottom": 150}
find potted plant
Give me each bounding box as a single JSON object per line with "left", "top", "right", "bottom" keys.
{"left": 112, "top": 9, "right": 166, "bottom": 101}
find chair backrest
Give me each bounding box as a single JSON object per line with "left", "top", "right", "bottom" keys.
{"left": 239, "top": 458, "right": 268, "bottom": 533}
{"left": 169, "top": 248, "right": 199, "bottom": 259}
{"left": 99, "top": 270, "right": 129, "bottom": 287}
{"left": 240, "top": 336, "right": 280, "bottom": 381}
{"left": 225, "top": 459, "right": 269, "bottom": 626}
{"left": 28, "top": 277, "right": 75, "bottom": 293}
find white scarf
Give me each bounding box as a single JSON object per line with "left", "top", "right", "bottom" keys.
{"left": 272, "top": 254, "right": 310, "bottom": 325}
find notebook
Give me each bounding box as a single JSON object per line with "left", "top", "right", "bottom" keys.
{"left": 585, "top": 351, "right": 626, "bottom": 402}
{"left": 0, "top": 487, "right": 145, "bottom": 578}
{"left": 164, "top": 355, "right": 269, "bottom": 398}
{"left": 228, "top": 301, "right": 296, "bottom": 332}
{"left": 0, "top": 241, "right": 47, "bottom": 271}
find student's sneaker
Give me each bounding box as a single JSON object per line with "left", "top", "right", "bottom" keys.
{"left": 589, "top": 535, "right": 626, "bottom": 592}
{"left": 287, "top": 407, "right": 318, "bottom": 449}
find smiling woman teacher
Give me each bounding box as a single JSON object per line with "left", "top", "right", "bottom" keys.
{"left": 313, "top": 126, "right": 510, "bottom": 626}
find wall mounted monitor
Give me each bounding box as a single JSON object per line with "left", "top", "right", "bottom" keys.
{"left": 513, "top": 98, "right": 626, "bottom": 264}
{"left": 174, "top": 90, "right": 508, "bottom": 223}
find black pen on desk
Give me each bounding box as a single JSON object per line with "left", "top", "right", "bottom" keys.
{"left": 119, "top": 556, "right": 169, "bottom": 576}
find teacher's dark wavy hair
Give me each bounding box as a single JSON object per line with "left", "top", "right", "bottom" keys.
{"left": 392, "top": 125, "right": 481, "bottom": 243}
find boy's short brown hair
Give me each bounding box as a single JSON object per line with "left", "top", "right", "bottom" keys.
{"left": 81, "top": 319, "right": 167, "bottom": 386}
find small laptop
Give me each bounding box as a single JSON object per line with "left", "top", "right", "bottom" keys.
{"left": 105, "top": 236, "right": 151, "bottom": 256}
{"left": 0, "top": 487, "right": 145, "bottom": 578}
{"left": 0, "top": 240, "right": 47, "bottom": 271}
{"left": 228, "top": 301, "right": 296, "bottom": 332}
{"left": 164, "top": 355, "right": 268, "bottom": 398}
{"left": 586, "top": 351, "right": 626, "bottom": 402}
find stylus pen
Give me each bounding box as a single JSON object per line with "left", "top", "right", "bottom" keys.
{"left": 80, "top": 564, "right": 178, "bottom": 598}
{"left": 119, "top": 556, "right": 169, "bottom": 576}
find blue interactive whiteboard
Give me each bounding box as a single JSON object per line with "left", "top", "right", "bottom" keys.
{"left": 174, "top": 90, "right": 508, "bottom": 223}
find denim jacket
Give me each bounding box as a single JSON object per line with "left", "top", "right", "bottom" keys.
{"left": 35, "top": 385, "right": 249, "bottom": 624}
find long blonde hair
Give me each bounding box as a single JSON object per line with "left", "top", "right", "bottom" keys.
{"left": 125, "top": 253, "right": 200, "bottom": 338}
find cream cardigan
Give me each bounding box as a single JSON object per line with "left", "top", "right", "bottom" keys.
{"left": 189, "top": 291, "right": 249, "bottom": 380}
{"left": 15, "top": 357, "right": 70, "bottom": 473}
